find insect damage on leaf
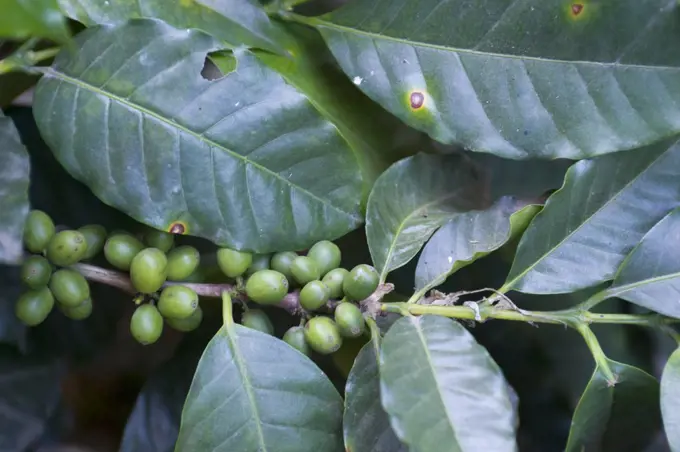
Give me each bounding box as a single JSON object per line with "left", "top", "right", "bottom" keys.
{"left": 409, "top": 91, "right": 426, "bottom": 110}
{"left": 571, "top": 3, "right": 584, "bottom": 15}
{"left": 168, "top": 221, "right": 188, "bottom": 235}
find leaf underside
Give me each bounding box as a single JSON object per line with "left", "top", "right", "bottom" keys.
{"left": 566, "top": 359, "right": 660, "bottom": 451}
{"left": 176, "top": 324, "right": 343, "bottom": 452}
{"left": 57, "top": 0, "right": 289, "bottom": 54}
{"left": 379, "top": 315, "right": 518, "bottom": 452}
{"left": 311, "top": 0, "right": 680, "bottom": 159}
{"left": 0, "top": 111, "right": 30, "bottom": 265}
{"left": 607, "top": 207, "right": 680, "bottom": 317}
{"left": 343, "top": 339, "right": 407, "bottom": 452}
{"left": 504, "top": 138, "right": 680, "bottom": 294}
{"left": 32, "top": 19, "right": 364, "bottom": 253}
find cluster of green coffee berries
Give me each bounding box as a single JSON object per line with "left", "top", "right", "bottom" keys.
{"left": 219, "top": 241, "right": 379, "bottom": 356}
{"left": 16, "top": 210, "right": 380, "bottom": 354}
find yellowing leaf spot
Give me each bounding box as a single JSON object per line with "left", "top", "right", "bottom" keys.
{"left": 180, "top": 0, "right": 194, "bottom": 6}
{"left": 168, "top": 221, "right": 188, "bottom": 235}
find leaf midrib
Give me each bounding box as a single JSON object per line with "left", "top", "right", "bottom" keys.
{"left": 411, "top": 318, "right": 460, "bottom": 448}
{"left": 224, "top": 326, "right": 268, "bottom": 451}
{"left": 609, "top": 270, "right": 680, "bottom": 299}
{"left": 376, "top": 191, "right": 463, "bottom": 281}
{"left": 503, "top": 147, "right": 672, "bottom": 291}
{"left": 44, "top": 68, "right": 357, "bottom": 219}
{"left": 302, "top": 14, "right": 680, "bottom": 71}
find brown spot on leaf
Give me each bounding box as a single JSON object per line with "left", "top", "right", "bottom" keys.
{"left": 410, "top": 91, "right": 425, "bottom": 109}
{"left": 571, "top": 3, "right": 584, "bottom": 15}
{"left": 168, "top": 222, "right": 186, "bottom": 235}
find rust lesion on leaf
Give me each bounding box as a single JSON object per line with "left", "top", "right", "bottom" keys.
{"left": 409, "top": 91, "right": 426, "bottom": 110}
{"left": 167, "top": 221, "right": 188, "bottom": 235}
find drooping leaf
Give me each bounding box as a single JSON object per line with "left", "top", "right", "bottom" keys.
{"left": 415, "top": 200, "right": 539, "bottom": 294}
{"left": 379, "top": 315, "right": 517, "bottom": 451}
{"left": 0, "top": 345, "right": 63, "bottom": 451}
{"left": 503, "top": 138, "right": 680, "bottom": 294}
{"left": 344, "top": 338, "right": 407, "bottom": 452}
{"left": 176, "top": 319, "right": 343, "bottom": 451}
{"left": 366, "top": 153, "right": 485, "bottom": 281}
{"left": 0, "top": 0, "right": 70, "bottom": 43}
{"left": 57, "top": 0, "right": 290, "bottom": 54}
{"left": 661, "top": 347, "right": 680, "bottom": 452}
{"left": 299, "top": 0, "right": 680, "bottom": 160}
{"left": 0, "top": 110, "right": 30, "bottom": 265}
{"left": 565, "top": 359, "right": 660, "bottom": 451}
{"left": 33, "top": 19, "right": 368, "bottom": 253}
{"left": 604, "top": 208, "right": 680, "bottom": 317}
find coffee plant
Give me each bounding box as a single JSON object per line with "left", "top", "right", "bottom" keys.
{"left": 1, "top": 0, "right": 680, "bottom": 451}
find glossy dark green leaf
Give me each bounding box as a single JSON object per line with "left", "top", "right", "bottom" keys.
{"left": 605, "top": 208, "right": 680, "bottom": 317}
{"left": 380, "top": 315, "right": 517, "bottom": 451}
{"left": 344, "top": 338, "right": 407, "bottom": 452}
{"left": 0, "top": 0, "right": 69, "bottom": 42}
{"left": 0, "top": 346, "right": 63, "bottom": 450}
{"left": 661, "top": 347, "right": 680, "bottom": 452}
{"left": 301, "top": 0, "right": 680, "bottom": 159}
{"left": 503, "top": 138, "right": 680, "bottom": 294}
{"left": 176, "top": 324, "right": 343, "bottom": 451}
{"left": 566, "top": 359, "right": 660, "bottom": 451}
{"left": 57, "top": 0, "right": 289, "bottom": 54}
{"left": 415, "top": 201, "right": 539, "bottom": 293}
{"left": 365, "top": 153, "right": 485, "bottom": 281}
{"left": 0, "top": 110, "right": 30, "bottom": 265}
{"left": 33, "top": 19, "right": 366, "bottom": 253}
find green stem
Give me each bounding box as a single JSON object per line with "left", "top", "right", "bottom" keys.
{"left": 222, "top": 291, "right": 234, "bottom": 327}
{"left": 576, "top": 323, "right": 616, "bottom": 382}
{"left": 0, "top": 46, "right": 60, "bottom": 75}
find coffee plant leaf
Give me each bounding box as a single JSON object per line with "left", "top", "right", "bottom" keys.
{"left": 565, "top": 359, "right": 660, "bottom": 451}
{"left": 503, "top": 138, "right": 680, "bottom": 294}
{"left": 415, "top": 201, "right": 540, "bottom": 294}
{"left": 0, "top": 111, "right": 30, "bottom": 265}
{"left": 0, "top": 0, "right": 69, "bottom": 42}
{"left": 661, "top": 347, "right": 680, "bottom": 452}
{"left": 365, "top": 153, "right": 485, "bottom": 282}
{"left": 606, "top": 207, "right": 680, "bottom": 317}
{"left": 57, "top": 0, "right": 289, "bottom": 54}
{"left": 343, "top": 338, "right": 407, "bottom": 452}
{"left": 304, "top": 0, "right": 680, "bottom": 160}
{"left": 380, "top": 315, "right": 518, "bottom": 451}
{"left": 33, "top": 19, "right": 366, "bottom": 253}
{"left": 176, "top": 324, "right": 343, "bottom": 451}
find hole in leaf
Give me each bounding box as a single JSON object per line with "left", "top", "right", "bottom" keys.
{"left": 201, "top": 51, "right": 237, "bottom": 81}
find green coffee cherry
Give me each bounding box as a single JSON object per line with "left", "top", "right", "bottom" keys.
{"left": 216, "top": 248, "right": 253, "bottom": 278}
{"left": 23, "top": 210, "right": 55, "bottom": 253}
{"left": 49, "top": 269, "right": 90, "bottom": 308}
{"left": 307, "top": 240, "right": 341, "bottom": 277}
{"left": 144, "top": 229, "right": 174, "bottom": 253}
{"left": 130, "top": 248, "right": 168, "bottom": 294}
{"left": 104, "top": 233, "right": 144, "bottom": 271}
{"left": 304, "top": 316, "right": 342, "bottom": 355}
{"left": 343, "top": 264, "right": 379, "bottom": 301}
{"left": 78, "top": 224, "right": 107, "bottom": 260}
{"left": 299, "top": 280, "right": 330, "bottom": 311}
{"left": 270, "top": 251, "right": 298, "bottom": 281}
{"left": 45, "top": 230, "right": 88, "bottom": 266}
{"left": 157, "top": 285, "right": 198, "bottom": 319}
{"left": 283, "top": 326, "right": 310, "bottom": 356}
{"left": 21, "top": 255, "right": 52, "bottom": 289}
{"left": 15, "top": 287, "right": 54, "bottom": 326}
{"left": 290, "top": 256, "right": 320, "bottom": 285}
{"left": 334, "top": 302, "right": 366, "bottom": 338}
{"left": 166, "top": 306, "right": 203, "bottom": 332}
{"left": 60, "top": 298, "right": 93, "bottom": 320}
{"left": 241, "top": 309, "right": 274, "bottom": 335}
{"left": 130, "top": 304, "right": 163, "bottom": 345}
{"left": 322, "top": 268, "right": 349, "bottom": 299}
{"left": 245, "top": 253, "right": 272, "bottom": 276}
{"left": 245, "top": 269, "right": 289, "bottom": 305}
{"left": 166, "top": 246, "right": 200, "bottom": 281}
